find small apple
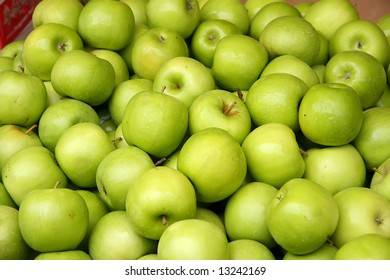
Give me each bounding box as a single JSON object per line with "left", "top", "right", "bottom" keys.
{"left": 267, "top": 178, "right": 339, "bottom": 255}
{"left": 121, "top": 0, "right": 148, "bottom": 25}
{"left": 125, "top": 166, "right": 197, "bottom": 240}
{"left": 283, "top": 242, "right": 338, "bottom": 260}
{"left": 0, "top": 40, "right": 24, "bottom": 59}
{"left": 244, "top": 0, "right": 286, "bottom": 21}
{"left": 43, "top": 81, "right": 66, "bottom": 108}
{"left": 312, "top": 32, "right": 329, "bottom": 66}
{"left": 376, "top": 84, "right": 390, "bottom": 108}
{"left": 294, "top": 1, "right": 312, "bottom": 17}
{"left": 371, "top": 157, "right": 390, "bottom": 201}
{"left": 0, "top": 182, "right": 17, "bottom": 208}
{"left": 137, "top": 253, "right": 159, "bottom": 260}
{"left": 157, "top": 219, "right": 229, "bottom": 260}
{"left": 377, "top": 14, "right": 390, "bottom": 46}
{"left": 228, "top": 239, "right": 275, "bottom": 260}
{"left": 0, "top": 57, "right": 13, "bottom": 72}
{"left": 195, "top": 207, "right": 225, "bottom": 234}
{"left": 35, "top": 250, "right": 92, "bottom": 260}
{"left": 112, "top": 124, "right": 131, "bottom": 148}
{"left": 241, "top": 123, "right": 305, "bottom": 189}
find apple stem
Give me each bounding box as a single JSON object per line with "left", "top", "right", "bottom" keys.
{"left": 53, "top": 181, "right": 61, "bottom": 189}
{"left": 223, "top": 101, "right": 238, "bottom": 115}
{"left": 326, "top": 238, "right": 334, "bottom": 247}
{"left": 161, "top": 86, "right": 167, "bottom": 94}
{"left": 299, "top": 148, "right": 308, "bottom": 158}
{"left": 161, "top": 215, "right": 167, "bottom": 226}
{"left": 236, "top": 88, "right": 244, "bottom": 102}
{"left": 155, "top": 157, "right": 167, "bottom": 166}
{"left": 372, "top": 167, "right": 385, "bottom": 177}
{"left": 25, "top": 124, "right": 38, "bottom": 135}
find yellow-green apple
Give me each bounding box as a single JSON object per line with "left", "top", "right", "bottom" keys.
{"left": 137, "top": 254, "right": 158, "bottom": 260}
{"left": 0, "top": 182, "right": 17, "bottom": 208}
{"left": 352, "top": 107, "right": 390, "bottom": 170}
{"left": 51, "top": 50, "right": 116, "bottom": 106}
{"left": 294, "top": 1, "right": 312, "bottom": 17}
{"left": 371, "top": 157, "right": 390, "bottom": 201}
{"left": 224, "top": 182, "right": 278, "bottom": 248}
{"left": 113, "top": 124, "right": 131, "bottom": 149}
{"left": 298, "top": 83, "right": 363, "bottom": 146}
{"left": 303, "top": 144, "right": 366, "bottom": 195}
{"left": 200, "top": 0, "right": 250, "bottom": 34}
{"left": 283, "top": 242, "right": 338, "bottom": 260}
{"left": 78, "top": 0, "right": 135, "bottom": 50}
{"left": 267, "top": 178, "right": 339, "bottom": 255}
{"left": 324, "top": 50, "right": 387, "bottom": 109}
{"left": 377, "top": 14, "right": 390, "bottom": 46}
{"left": 157, "top": 219, "right": 229, "bottom": 260}
{"left": 312, "top": 64, "right": 326, "bottom": 83}
{"left": 188, "top": 89, "right": 252, "bottom": 144}
{"left": 55, "top": 122, "right": 115, "bottom": 188}
{"left": 177, "top": 127, "right": 247, "bottom": 203}
{"left": 0, "top": 70, "right": 46, "bottom": 126}
{"left": 228, "top": 239, "right": 275, "bottom": 260}
{"left": 43, "top": 81, "right": 65, "bottom": 108}
{"left": 0, "top": 40, "right": 24, "bottom": 59}
{"left": 146, "top": 0, "right": 200, "bottom": 39}
{"left": 211, "top": 34, "right": 269, "bottom": 91}
{"left": 329, "top": 19, "right": 390, "bottom": 67}
{"left": 88, "top": 211, "right": 157, "bottom": 260}
{"left": 331, "top": 187, "right": 390, "bottom": 248}
{"left": 244, "top": 0, "right": 286, "bottom": 21}
{"left": 32, "top": 0, "right": 84, "bottom": 31}
{"left": 241, "top": 123, "right": 305, "bottom": 189}
{"left": 249, "top": 2, "right": 301, "bottom": 40}
{"left": 0, "top": 57, "right": 13, "bottom": 72}
{"left": 153, "top": 56, "right": 216, "bottom": 107}
{"left": 195, "top": 207, "right": 225, "bottom": 234}
{"left": 260, "top": 15, "right": 320, "bottom": 66}
{"left": 303, "top": 0, "right": 359, "bottom": 41}
{"left": 376, "top": 84, "right": 390, "bottom": 108}
{"left": 38, "top": 99, "right": 100, "bottom": 152}
{"left": 0, "top": 205, "right": 30, "bottom": 259}
{"left": 35, "top": 250, "right": 92, "bottom": 260}
{"left": 22, "top": 23, "right": 84, "bottom": 81}
{"left": 11, "top": 52, "right": 30, "bottom": 74}
{"left": 121, "top": 0, "right": 148, "bottom": 25}
{"left": 190, "top": 19, "right": 241, "bottom": 68}
{"left": 2, "top": 146, "right": 68, "bottom": 206}
{"left": 312, "top": 32, "right": 329, "bottom": 66}
{"left": 246, "top": 73, "right": 308, "bottom": 131}
{"left": 162, "top": 149, "right": 180, "bottom": 170}
{"left": 130, "top": 27, "right": 189, "bottom": 80}
{"left": 125, "top": 166, "right": 197, "bottom": 240}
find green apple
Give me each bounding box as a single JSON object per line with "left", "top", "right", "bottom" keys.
{"left": 0, "top": 124, "right": 42, "bottom": 177}
{"left": 32, "top": 0, "right": 84, "bottom": 31}
{"left": 211, "top": 34, "right": 269, "bottom": 91}
{"left": 283, "top": 242, "right": 338, "bottom": 260}
{"left": 228, "top": 239, "right": 275, "bottom": 260}
{"left": 224, "top": 182, "right": 278, "bottom": 248}
{"left": 0, "top": 70, "right": 47, "bottom": 127}
{"left": 2, "top": 146, "right": 68, "bottom": 206}
{"left": 335, "top": 234, "right": 390, "bottom": 260}
{"left": 241, "top": 123, "right": 305, "bottom": 189}
{"left": 371, "top": 157, "right": 390, "bottom": 201}
{"left": 162, "top": 149, "right": 180, "bottom": 169}
{"left": 267, "top": 178, "right": 339, "bottom": 255}
{"left": 22, "top": 23, "right": 84, "bottom": 81}
{"left": 294, "top": 1, "right": 312, "bottom": 17}
{"left": 35, "top": 250, "right": 91, "bottom": 260}
{"left": 125, "top": 166, "right": 197, "bottom": 240}
{"left": 260, "top": 54, "right": 320, "bottom": 88}
{"left": 377, "top": 14, "right": 390, "bottom": 46}
{"left": 0, "top": 182, "right": 17, "bottom": 208}
{"left": 89, "top": 211, "right": 157, "bottom": 260}
{"left": 312, "top": 32, "right": 329, "bottom": 66}
{"left": 51, "top": 50, "right": 116, "bottom": 106}
{"left": 303, "top": 0, "right": 359, "bottom": 41}
{"left": 312, "top": 64, "right": 326, "bottom": 83}
{"left": 298, "top": 83, "right": 363, "bottom": 146}
{"left": 108, "top": 78, "right": 153, "bottom": 126}
{"left": 0, "top": 57, "right": 13, "bottom": 72}
{"left": 90, "top": 49, "right": 130, "bottom": 86}
{"left": 96, "top": 146, "right": 155, "bottom": 211}
{"left": 0, "top": 205, "right": 30, "bottom": 259}
{"left": 200, "top": 0, "right": 250, "bottom": 34}
{"left": 112, "top": 124, "right": 131, "bottom": 149}
{"left": 246, "top": 73, "right": 308, "bottom": 131}
{"left": 38, "top": 99, "right": 100, "bottom": 152}
{"left": 188, "top": 89, "right": 252, "bottom": 144}
{"left": 78, "top": 0, "right": 135, "bottom": 50}
{"left": 146, "top": 0, "right": 200, "bottom": 39}
{"left": 190, "top": 19, "right": 242, "bottom": 68}
{"left": 121, "top": 0, "right": 148, "bottom": 25}
{"left": 43, "top": 81, "right": 66, "bottom": 108}
{"left": 329, "top": 19, "right": 390, "bottom": 67}
{"left": 11, "top": 51, "right": 30, "bottom": 74}
{"left": 153, "top": 56, "right": 215, "bottom": 107}
{"left": 352, "top": 107, "right": 390, "bottom": 170}
{"left": 177, "top": 127, "right": 247, "bottom": 203}
{"left": 244, "top": 0, "right": 286, "bottom": 21}
{"left": 249, "top": 2, "right": 301, "bottom": 41}
{"left": 303, "top": 144, "right": 366, "bottom": 195}
{"left": 131, "top": 27, "right": 189, "bottom": 80}
{"left": 0, "top": 40, "right": 24, "bottom": 59}
{"left": 137, "top": 253, "right": 158, "bottom": 260}
{"left": 376, "top": 84, "right": 390, "bottom": 108}
{"left": 18, "top": 188, "right": 89, "bottom": 253}
{"left": 331, "top": 187, "right": 390, "bottom": 248}
{"left": 157, "top": 219, "right": 229, "bottom": 260}
{"left": 260, "top": 15, "right": 320, "bottom": 66}
{"left": 324, "top": 50, "right": 387, "bottom": 109}
{"left": 195, "top": 207, "right": 225, "bottom": 234}
{"left": 121, "top": 91, "right": 188, "bottom": 159}
{"left": 55, "top": 122, "right": 115, "bottom": 188}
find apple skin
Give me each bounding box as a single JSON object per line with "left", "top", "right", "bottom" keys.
{"left": 18, "top": 188, "right": 89, "bottom": 253}
{"left": 371, "top": 157, "right": 390, "bottom": 201}
{"left": 334, "top": 234, "right": 390, "bottom": 260}
{"left": 88, "top": 211, "right": 157, "bottom": 260}
{"left": 331, "top": 187, "right": 390, "bottom": 248}
{"left": 0, "top": 57, "right": 13, "bottom": 71}
{"left": 241, "top": 123, "right": 305, "bottom": 189}
{"left": 0, "top": 205, "right": 30, "bottom": 260}
{"left": 224, "top": 182, "right": 278, "bottom": 249}
{"left": 298, "top": 83, "right": 363, "bottom": 147}
{"left": 0, "top": 70, "right": 47, "bottom": 127}
{"left": 125, "top": 166, "right": 197, "bottom": 240}
{"left": 177, "top": 127, "right": 247, "bottom": 203}
{"left": 35, "top": 250, "right": 92, "bottom": 260}
{"left": 78, "top": 0, "right": 135, "bottom": 50}
{"left": 283, "top": 242, "right": 338, "bottom": 260}
{"left": 0, "top": 40, "right": 24, "bottom": 59}
{"left": 157, "top": 219, "right": 229, "bottom": 260}
{"left": 121, "top": 0, "right": 148, "bottom": 25}
{"left": 146, "top": 0, "right": 200, "bottom": 39}
{"left": 267, "top": 178, "right": 339, "bottom": 255}
{"left": 244, "top": 0, "right": 286, "bottom": 21}
{"left": 377, "top": 14, "right": 390, "bottom": 46}
{"left": 0, "top": 182, "right": 17, "bottom": 208}
{"left": 228, "top": 239, "right": 275, "bottom": 260}
{"left": 22, "top": 23, "right": 84, "bottom": 81}
{"left": 195, "top": 207, "right": 226, "bottom": 234}
{"left": 188, "top": 89, "right": 252, "bottom": 144}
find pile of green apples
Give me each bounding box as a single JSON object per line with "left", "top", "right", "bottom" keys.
{"left": 1, "top": 0, "right": 390, "bottom": 260}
